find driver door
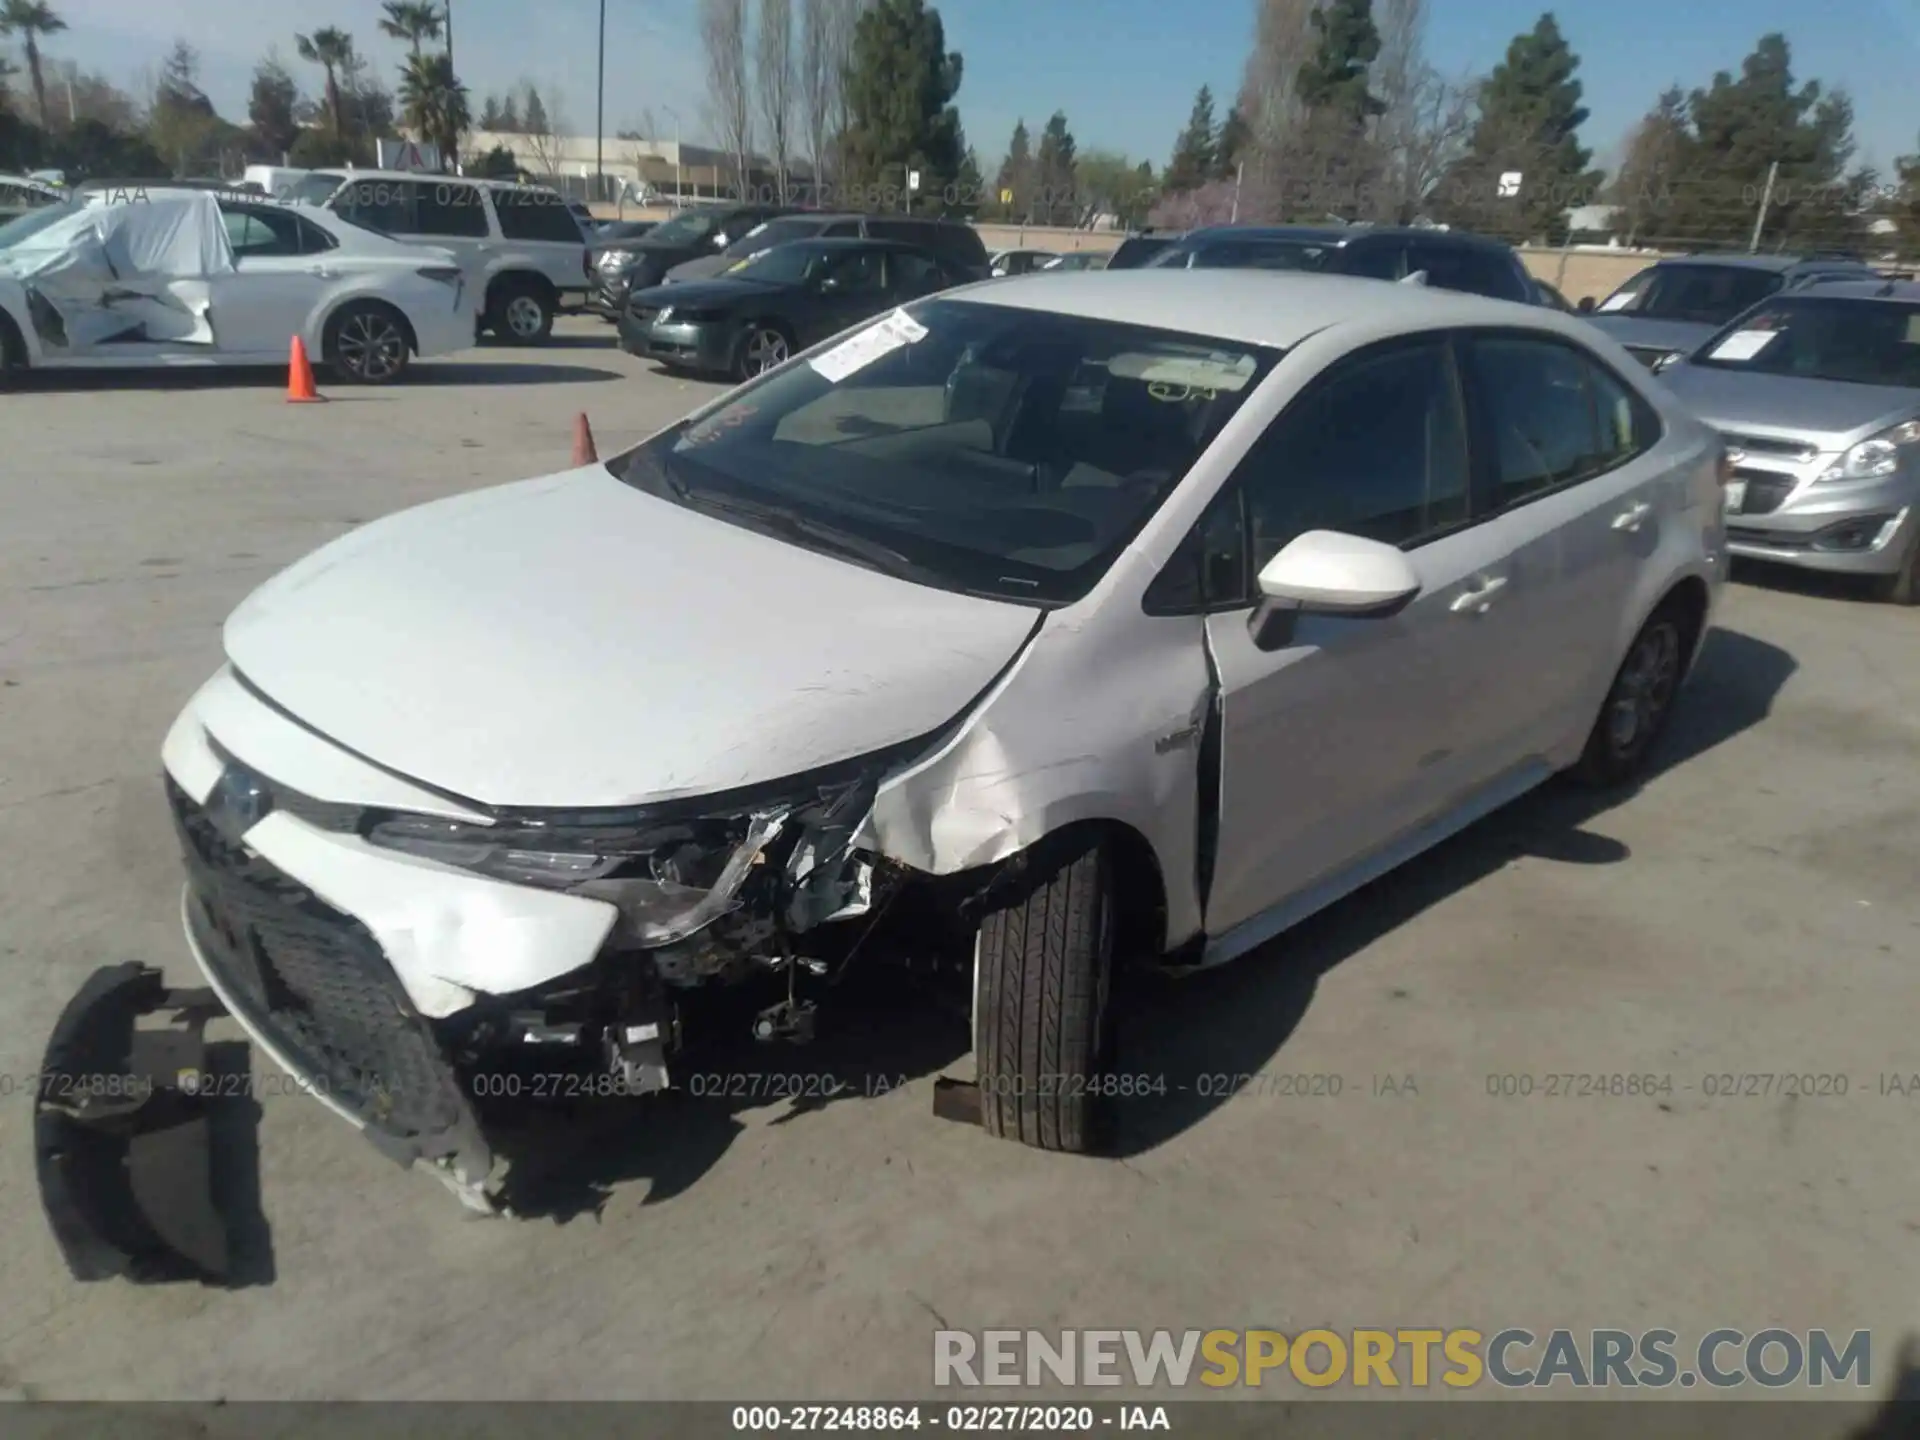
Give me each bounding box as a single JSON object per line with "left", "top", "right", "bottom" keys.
{"left": 800, "top": 245, "right": 891, "bottom": 346}
{"left": 1198, "top": 334, "right": 1537, "bottom": 943}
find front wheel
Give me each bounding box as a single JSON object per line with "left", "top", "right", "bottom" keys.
{"left": 324, "top": 302, "right": 411, "bottom": 384}
{"left": 1570, "top": 605, "right": 1690, "bottom": 787}
{"left": 973, "top": 831, "right": 1117, "bottom": 1154}
{"left": 1870, "top": 529, "right": 1919, "bottom": 606}
{"left": 733, "top": 323, "right": 791, "bottom": 381}
{"left": 487, "top": 280, "right": 555, "bottom": 344}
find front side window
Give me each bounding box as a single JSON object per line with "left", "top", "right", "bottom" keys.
{"left": 1688, "top": 297, "right": 1920, "bottom": 388}
{"left": 1237, "top": 339, "right": 1472, "bottom": 575}
{"left": 330, "top": 178, "right": 420, "bottom": 235}
{"left": 820, "top": 246, "right": 887, "bottom": 294}
{"left": 412, "top": 182, "right": 490, "bottom": 238}
{"left": 1408, "top": 243, "right": 1527, "bottom": 301}
{"left": 612, "top": 298, "right": 1280, "bottom": 604}
{"left": 1471, "top": 336, "right": 1639, "bottom": 505}
{"left": 1596, "top": 263, "right": 1783, "bottom": 325}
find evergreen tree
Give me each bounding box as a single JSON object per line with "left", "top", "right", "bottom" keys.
{"left": 1033, "top": 109, "right": 1076, "bottom": 224}
{"left": 993, "top": 118, "right": 1031, "bottom": 220}
{"left": 1164, "top": 84, "right": 1216, "bottom": 193}
{"left": 1296, "top": 0, "right": 1383, "bottom": 123}
{"left": 1435, "top": 12, "right": 1599, "bottom": 243}
{"left": 247, "top": 54, "right": 301, "bottom": 161}
{"left": 1213, "top": 103, "right": 1249, "bottom": 181}
{"left": 522, "top": 85, "right": 549, "bottom": 136}
{"left": 840, "top": 0, "right": 965, "bottom": 211}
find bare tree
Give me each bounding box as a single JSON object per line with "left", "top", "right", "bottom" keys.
{"left": 756, "top": 0, "right": 796, "bottom": 201}
{"left": 1370, "top": 0, "right": 1476, "bottom": 223}
{"left": 1234, "top": 0, "right": 1319, "bottom": 221}
{"left": 518, "top": 83, "right": 569, "bottom": 176}
{"left": 798, "top": 0, "right": 832, "bottom": 195}
{"left": 824, "top": 0, "right": 862, "bottom": 185}
{"left": 700, "top": 0, "right": 754, "bottom": 196}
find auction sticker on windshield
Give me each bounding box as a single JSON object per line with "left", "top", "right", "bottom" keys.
{"left": 1709, "top": 330, "right": 1781, "bottom": 362}
{"left": 809, "top": 308, "right": 929, "bottom": 383}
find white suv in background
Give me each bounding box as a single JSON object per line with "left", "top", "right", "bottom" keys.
{"left": 290, "top": 170, "right": 589, "bottom": 343}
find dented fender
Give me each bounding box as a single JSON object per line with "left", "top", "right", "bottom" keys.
{"left": 859, "top": 586, "right": 1213, "bottom": 950}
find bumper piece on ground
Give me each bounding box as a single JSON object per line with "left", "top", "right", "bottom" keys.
{"left": 34, "top": 963, "right": 233, "bottom": 1285}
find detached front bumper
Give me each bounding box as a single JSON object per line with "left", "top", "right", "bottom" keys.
{"left": 1725, "top": 466, "right": 1918, "bottom": 576}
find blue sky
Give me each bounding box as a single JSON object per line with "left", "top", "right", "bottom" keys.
{"left": 38, "top": 0, "right": 1920, "bottom": 175}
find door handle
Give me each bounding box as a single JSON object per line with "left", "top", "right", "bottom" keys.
{"left": 306, "top": 265, "right": 340, "bottom": 280}
{"left": 1449, "top": 574, "right": 1509, "bottom": 615}
{"left": 1612, "top": 500, "right": 1653, "bottom": 533}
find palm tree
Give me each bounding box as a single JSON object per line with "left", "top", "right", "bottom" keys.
{"left": 0, "top": 0, "right": 67, "bottom": 128}
{"left": 378, "top": 1, "right": 443, "bottom": 59}
{"left": 398, "top": 51, "right": 469, "bottom": 169}
{"left": 294, "top": 27, "right": 356, "bottom": 137}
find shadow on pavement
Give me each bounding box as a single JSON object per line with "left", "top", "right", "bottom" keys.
{"left": 475, "top": 625, "right": 1796, "bottom": 1214}
{"left": 13, "top": 360, "right": 623, "bottom": 392}
{"left": 1730, "top": 555, "right": 1888, "bottom": 606}
{"left": 1108, "top": 625, "right": 1798, "bottom": 1155}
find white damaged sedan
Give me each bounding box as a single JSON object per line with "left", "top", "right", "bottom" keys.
{"left": 0, "top": 187, "right": 475, "bottom": 383}
{"left": 160, "top": 271, "right": 1726, "bottom": 1208}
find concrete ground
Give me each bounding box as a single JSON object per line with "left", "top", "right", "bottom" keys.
{"left": 0, "top": 319, "right": 1915, "bottom": 1405}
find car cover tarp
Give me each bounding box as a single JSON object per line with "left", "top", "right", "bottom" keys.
{"left": 0, "top": 191, "right": 232, "bottom": 350}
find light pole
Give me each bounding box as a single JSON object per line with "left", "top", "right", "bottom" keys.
{"left": 662, "top": 103, "right": 683, "bottom": 202}
{"left": 595, "top": 0, "right": 606, "bottom": 205}
{"left": 444, "top": 0, "right": 454, "bottom": 68}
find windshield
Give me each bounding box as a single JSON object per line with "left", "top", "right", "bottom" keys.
{"left": 0, "top": 198, "right": 82, "bottom": 249}
{"left": 1689, "top": 297, "right": 1920, "bottom": 389}
{"left": 727, "top": 242, "right": 826, "bottom": 284}
{"left": 645, "top": 208, "right": 722, "bottom": 245}
{"left": 724, "top": 217, "right": 819, "bottom": 257}
{"left": 1596, "top": 263, "right": 1783, "bottom": 325}
{"left": 612, "top": 298, "right": 1280, "bottom": 605}
{"left": 287, "top": 171, "right": 347, "bottom": 207}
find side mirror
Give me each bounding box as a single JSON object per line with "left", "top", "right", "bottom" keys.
{"left": 1248, "top": 530, "right": 1422, "bottom": 651}
{"left": 1576, "top": 295, "right": 1597, "bottom": 314}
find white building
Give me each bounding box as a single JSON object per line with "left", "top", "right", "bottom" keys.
{"left": 461, "top": 129, "right": 809, "bottom": 203}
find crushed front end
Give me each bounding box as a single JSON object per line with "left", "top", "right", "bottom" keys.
{"left": 160, "top": 667, "right": 938, "bottom": 1211}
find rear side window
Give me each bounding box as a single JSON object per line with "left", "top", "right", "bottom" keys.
{"left": 1238, "top": 338, "right": 1472, "bottom": 569}
{"left": 1469, "top": 336, "right": 1656, "bottom": 506}
{"left": 822, "top": 219, "right": 862, "bottom": 238}
{"left": 223, "top": 204, "right": 305, "bottom": 258}
{"left": 414, "top": 182, "right": 490, "bottom": 238}
{"left": 495, "top": 188, "right": 580, "bottom": 242}
{"left": 1407, "top": 242, "right": 1529, "bottom": 301}
{"left": 1336, "top": 239, "right": 1404, "bottom": 280}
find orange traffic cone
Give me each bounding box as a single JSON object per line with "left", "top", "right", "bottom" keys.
{"left": 286, "top": 336, "right": 324, "bottom": 404}
{"left": 571, "top": 412, "right": 598, "bottom": 465}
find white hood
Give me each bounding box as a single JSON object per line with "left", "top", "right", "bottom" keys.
{"left": 223, "top": 467, "right": 1042, "bottom": 810}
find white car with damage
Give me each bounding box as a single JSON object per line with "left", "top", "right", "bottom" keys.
{"left": 0, "top": 188, "right": 475, "bottom": 384}
{"left": 160, "top": 270, "right": 1729, "bottom": 1209}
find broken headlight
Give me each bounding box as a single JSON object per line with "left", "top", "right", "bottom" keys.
{"left": 363, "top": 809, "right": 783, "bottom": 946}
{"left": 361, "top": 768, "right": 880, "bottom": 949}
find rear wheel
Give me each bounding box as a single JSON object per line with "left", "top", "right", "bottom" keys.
{"left": 973, "top": 831, "right": 1117, "bottom": 1154}
{"left": 324, "top": 302, "right": 411, "bottom": 384}
{"left": 1570, "top": 603, "right": 1692, "bottom": 787}
{"left": 733, "top": 322, "right": 791, "bottom": 381}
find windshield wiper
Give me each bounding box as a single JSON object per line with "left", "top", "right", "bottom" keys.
{"left": 685, "top": 490, "right": 931, "bottom": 580}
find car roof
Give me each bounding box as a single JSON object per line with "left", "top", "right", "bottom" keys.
{"left": 943, "top": 269, "right": 1547, "bottom": 348}
{"left": 1180, "top": 223, "right": 1509, "bottom": 251}
{"left": 1771, "top": 277, "right": 1920, "bottom": 303}
{"left": 1656, "top": 253, "right": 1865, "bottom": 274}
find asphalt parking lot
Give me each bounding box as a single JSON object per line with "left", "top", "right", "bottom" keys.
{"left": 0, "top": 317, "right": 1916, "bottom": 1403}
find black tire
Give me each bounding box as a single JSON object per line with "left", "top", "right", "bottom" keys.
{"left": 0, "top": 311, "right": 25, "bottom": 387}
{"left": 1870, "top": 529, "right": 1920, "bottom": 606}
{"left": 323, "top": 302, "right": 412, "bottom": 385}
{"left": 974, "top": 831, "right": 1116, "bottom": 1154}
{"left": 732, "top": 321, "right": 793, "bottom": 382}
{"left": 1570, "top": 601, "right": 1694, "bottom": 787}
{"left": 486, "top": 277, "right": 555, "bottom": 344}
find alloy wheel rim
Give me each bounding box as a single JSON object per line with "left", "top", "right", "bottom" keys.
{"left": 1608, "top": 621, "right": 1680, "bottom": 755}
{"left": 506, "top": 295, "right": 545, "bottom": 336}
{"left": 745, "top": 329, "right": 788, "bottom": 373}
{"left": 338, "top": 313, "right": 404, "bottom": 380}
